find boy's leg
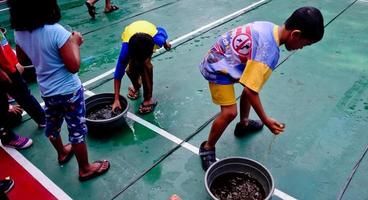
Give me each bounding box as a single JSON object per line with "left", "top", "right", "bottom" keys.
{"left": 63, "top": 87, "right": 109, "bottom": 180}
{"left": 43, "top": 95, "right": 71, "bottom": 163}
{"left": 205, "top": 104, "right": 237, "bottom": 149}
{"left": 239, "top": 88, "right": 251, "bottom": 124}
{"left": 141, "top": 58, "right": 154, "bottom": 104}
{"left": 126, "top": 61, "right": 142, "bottom": 93}
{"left": 8, "top": 70, "right": 45, "bottom": 126}
{"left": 234, "top": 89, "right": 263, "bottom": 136}
{"left": 199, "top": 83, "right": 237, "bottom": 170}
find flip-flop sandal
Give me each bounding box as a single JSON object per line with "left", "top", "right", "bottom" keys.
{"left": 138, "top": 101, "right": 158, "bottom": 114}
{"left": 198, "top": 141, "right": 217, "bottom": 171}
{"left": 79, "top": 160, "right": 110, "bottom": 181}
{"left": 104, "top": 5, "right": 119, "bottom": 13}
{"left": 85, "top": 1, "right": 96, "bottom": 19}
{"left": 127, "top": 86, "right": 140, "bottom": 100}
{"left": 58, "top": 143, "right": 74, "bottom": 165}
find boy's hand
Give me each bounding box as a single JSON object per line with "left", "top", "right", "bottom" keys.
{"left": 264, "top": 117, "right": 285, "bottom": 135}
{"left": 71, "top": 31, "right": 84, "bottom": 46}
{"left": 112, "top": 99, "right": 122, "bottom": 111}
{"left": 164, "top": 42, "right": 171, "bottom": 50}
{"left": 9, "top": 104, "right": 23, "bottom": 115}
{"left": 16, "top": 63, "right": 24, "bottom": 74}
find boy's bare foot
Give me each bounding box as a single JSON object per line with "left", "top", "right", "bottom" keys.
{"left": 127, "top": 85, "right": 140, "bottom": 100}
{"left": 79, "top": 160, "right": 110, "bottom": 181}
{"left": 139, "top": 99, "right": 158, "bottom": 114}
{"left": 58, "top": 143, "right": 74, "bottom": 164}
{"left": 169, "top": 194, "right": 182, "bottom": 200}
{"left": 104, "top": 5, "right": 119, "bottom": 13}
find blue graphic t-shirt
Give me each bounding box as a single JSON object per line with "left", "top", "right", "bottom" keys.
{"left": 199, "top": 21, "right": 280, "bottom": 92}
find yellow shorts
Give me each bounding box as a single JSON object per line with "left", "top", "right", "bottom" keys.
{"left": 209, "top": 82, "right": 236, "bottom": 106}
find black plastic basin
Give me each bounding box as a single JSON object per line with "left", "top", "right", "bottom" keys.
{"left": 85, "top": 93, "right": 129, "bottom": 130}
{"left": 205, "top": 157, "right": 275, "bottom": 200}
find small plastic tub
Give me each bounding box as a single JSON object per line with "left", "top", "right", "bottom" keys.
{"left": 85, "top": 93, "right": 129, "bottom": 131}
{"left": 205, "top": 157, "right": 275, "bottom": 200}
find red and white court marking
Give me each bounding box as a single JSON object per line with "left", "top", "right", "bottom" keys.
{"left": 0, "top": 146, "right": 72, "bottom": 200}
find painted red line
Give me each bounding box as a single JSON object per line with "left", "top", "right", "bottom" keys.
{"left": 0, "top": 148, "right": 57, "bottom": 200}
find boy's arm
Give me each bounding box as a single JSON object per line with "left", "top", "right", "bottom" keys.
{"left": 60, "top": 31, "right": 83, "bottom": 74}
{"left": 112, "top": 79, "right": 122, "bottom": 110}
{"left": 112, "top": 43, "right": 129, "bottom": 111}
{"left": 243, "top": 86, "right": 284, "bottom": 134}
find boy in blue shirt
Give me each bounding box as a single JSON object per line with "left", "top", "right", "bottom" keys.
{"left": 199, "top": 7, "right": 325, "bottom": 170}
{"left": 112, "top": 20, "right": 171, "bottom": 114}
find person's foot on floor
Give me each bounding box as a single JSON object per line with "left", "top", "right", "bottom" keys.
{"left": 234, "top": 119, "right": 264, "bottom": 137}
{"left": 199, "top": 141, "right": 216, "bottom": 171}
{"left": 58, "top": 143, "right": 74, "bottom": 165}
{"left": 79, "top": 160, "right": 110, "bottom": 181}
{"left": 3, "top": 134, "right": 33, "bottom": 149}
{"left": 104, "top": 5, "right": 119, "bottom": 13}
{"left": 0, "top": 177, "right": 14, "bottom": 193}
{"left": 85, "top": 1, "right": 96, "bottom": 19}
{"left": 169, "top": 194, "right": 182, "bottom": 200}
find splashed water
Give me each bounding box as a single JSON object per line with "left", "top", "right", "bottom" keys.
{"left": 125, "top": 118, "right": 137, "bottom": 140}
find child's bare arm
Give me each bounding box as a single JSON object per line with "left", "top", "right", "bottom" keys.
{"left": 243, "top": 86, "right": 284, "bottom": 134}
{"left": 60, "top": 31, "right": 83, "bottom": 74}
{"left": 112, "top": 79, "right": 122, "bottom": 111}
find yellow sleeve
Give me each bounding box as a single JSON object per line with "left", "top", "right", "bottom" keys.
{"left": 239, "top": 60, "right": 272, "bottom": 93}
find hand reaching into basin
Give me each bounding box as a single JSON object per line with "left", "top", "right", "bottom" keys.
{"left": 112, "top": 99, "right": 122, "bottom": 111}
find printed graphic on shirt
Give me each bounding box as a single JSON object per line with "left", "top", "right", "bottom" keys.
{"left": 0, "top": 32, "right": 8, "bottom": 46}
{"left": 199, "top": 21, "right": 280, "bottom": 88}
{"left": 231, "top": 26, "right": 252, "bottom": 62}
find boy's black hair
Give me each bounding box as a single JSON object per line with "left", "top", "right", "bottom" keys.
{"left": 285, "top": 6, "right": 324, "bottom": 42}
{"left": 128, "top": 33, "right": 154, "bottom": 63}
{"left": 8, "top": 0, "right": 61, "bottom": 31}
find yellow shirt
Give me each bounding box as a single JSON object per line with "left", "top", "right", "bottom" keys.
{"left": 121, "top": 20, "right": 158, "bottom": 42}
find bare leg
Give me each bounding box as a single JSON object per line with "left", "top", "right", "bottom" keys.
{"left": 104, "top": 0, "right": 111, "bottom": 10}
{"left": 126, "top": 63, "right": 142, "bottom": 92}
{"left": 48, "top": 136, "right": 72, "bottom": 162}
{"left": 239, "top": 89, "right": 251, "bottom": 125}
{"left": 86, "top": 0, "right": 98, "bottom": 6}
{"left": 204, "top": 104, "right": 237, "bottom": 149}
{"left": 141, "top": 59, "right": 154, "bottom": 105}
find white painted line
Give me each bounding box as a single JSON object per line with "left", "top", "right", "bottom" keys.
{"left": 83, "top": 89, "right": 95, "bottom": 97}
{"left": 0, "top": 145, "right": 72, "bottom": 200}
{"left": 0, "top": 7, "right": 9, "bottom": 12}
{"left": 82, "top": 68, "right": 115, "bottom": 88}
{"left": 274, "top": 188, "right": 298, "bottom": 200}
{"left": 127, "top": 112, "right": 199, "bottom": 155}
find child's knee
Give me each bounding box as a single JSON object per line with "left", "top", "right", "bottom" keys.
{"left": 222, "top": 108, "right": 237, "bottom": 121}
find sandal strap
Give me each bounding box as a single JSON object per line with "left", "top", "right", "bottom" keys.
{"left": 199, "top": 150, "right": 215, "bottom": 156}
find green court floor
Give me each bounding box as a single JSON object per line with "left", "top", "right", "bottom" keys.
{"left": 1, "top": 0, "right": 368, "bottom": 199}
